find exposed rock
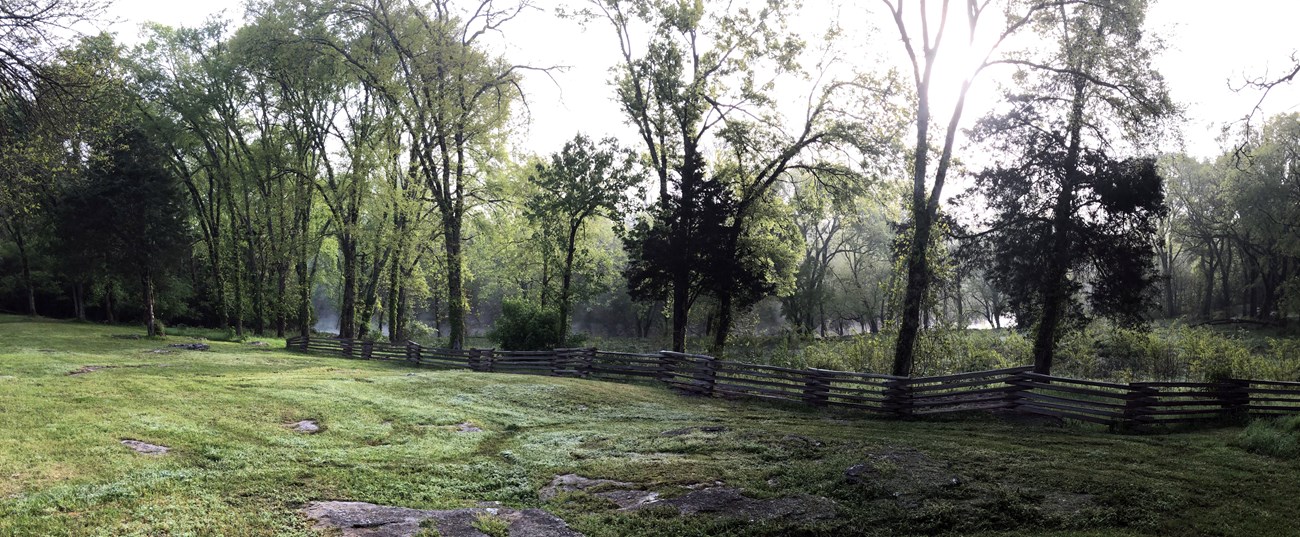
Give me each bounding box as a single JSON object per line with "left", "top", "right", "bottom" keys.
{"left": 626, "top": 487, "right": 836, "bottom": 523}
{"left": 303, "top": 500, "right": 582, "bottom": 537}
{"left": 455, "top": 422, "right": 483, "bottom": 433}
{"left": 168, "top": 343, "right": 210, "bottom": 351}
{"left": 121, "top": 439, "right": 169, "bottom": 455}
{"left": 290, "top": 420, "right": 321, "bottom": 434}
{"left": 247, "top": 341, "right": 269, "bottom": 347}
{"left": 539, "top": 474, "right": 635, "bottom": 501}
{"left": 595, "top": 489, "right": 660, "bottom": 509}
{"left": 660, "top": 425, "right": 728, "bottom": 437}
{"left": 539, "top": 474, "right": 659, "bottom": 508}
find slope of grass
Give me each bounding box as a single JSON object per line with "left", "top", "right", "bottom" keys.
{"left": 1, "top": 315, "right": 1297, "bottom": 536}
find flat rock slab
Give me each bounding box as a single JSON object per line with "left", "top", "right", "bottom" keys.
{"left": 303, "top": 500, "right": 582, "bottom": 537}
{"left": 121, "top": 439, "right": 169, "bottom": 455}
{"left": 168, "top": 343, "right": 210, "bottom": 351}
{"left": 455, "top": 422, "right": 483, "bottom": 433}
{"left": 247, "top": 341, "right": 270, "bottom": 347}
{"left": 539, "top": 474, "right": 659, "bottom": 508}
{"left": 626, "top": 487, "right": 836, "bottom": 523}
{"left": 290, "top": 420, "right": 321, "bottom": 434}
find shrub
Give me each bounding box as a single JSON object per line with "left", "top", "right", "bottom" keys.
{"left": 1235, "top": 415, "right": 1300, "bottom": 458}
{"left": 486, "top": 298, "right": 564, "bottom": 351}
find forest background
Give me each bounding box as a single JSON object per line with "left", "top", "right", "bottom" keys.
{"left": 2, "top": 0, "right": 1299, "bottom": 383}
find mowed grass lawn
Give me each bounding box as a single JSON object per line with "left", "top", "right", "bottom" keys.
{"left": 1, "top": 316, "right": 1297, "bottom": 536}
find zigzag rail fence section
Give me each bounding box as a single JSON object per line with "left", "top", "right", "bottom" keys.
{"left": 285, "top": 335, "right": 1300, "bottom": 430}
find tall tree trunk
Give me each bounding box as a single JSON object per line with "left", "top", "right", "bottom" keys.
{"left": 296, "top": 258, "right": 311, "bottom": 338}
{"left": 8, "top": 225, "right": 37, "bottom": 316}
{"left": 387, "top": 259, "right": 401, "bottom": 343}
{"left": 339, "top": 234, "right": 358, "bottom": 339}
{"left": 558, "top": 222, "right": 581, "bottom": 344}
{"left": 445, "top": 215, "right": 466, "bottom": 349}
{"left": 1200, "top": 255, "right": 1216, "bottom": 317}
{"left": 712, "top": 291, "right": 733, "bottom": 353}
{"left": 394, "top": 285, "right": 409, "bottom": 342}
{"left": 275, "top": 263, "right": 288, "bottom": 337}
{"left": 892, "top": 81, "right": 935, "bottom": 377}
{"left": 73, "top": 282, "right": 86, "bottom": 321}
{"left": 893, "top": 218, "right": 932, "bottom": 376}
{"left": 105, "top": 283, "right": 115, "bottom": 324}
{"left": 253, "top": 256, "right": 266, "bottom": 336}
{"left": 143, "top": 272, "right": 158, "bottom": 337}
{"left": 1031, "top": 74, "right": 1088, "bottom": 375}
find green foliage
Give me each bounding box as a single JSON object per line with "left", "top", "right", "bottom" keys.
{"left": 1236, "top": 415, "right": 1300, "bottom": 459}
{"left": 471, "top": 513, "right": 509, "bottom": 537}
{"left": 486, "top": 298, "right": 564, "bottom": 351}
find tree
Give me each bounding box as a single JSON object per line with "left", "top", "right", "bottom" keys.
{"left": 970, "top": 0, "right": 1174, "bottom": 373}
{"left": 312, "top": 0, "right": 527, "bottom": 348}
{"left": 526, "top": 134, "right": 642, "bottom": 342}
{"left": 881, "top": 0, "right": 1091, "bottom": 376}
{"left": 64, "top": 127, "right": 190, "bottom": 335}
{"left": 0, "top": 0, "right": 108, "bottom": 105}
{"left": 591, "top": 0, "right": 894, "bottom": 352}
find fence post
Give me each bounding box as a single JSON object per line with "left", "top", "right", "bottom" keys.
{"left": 657, "top": 351, "right": 675, "bottom": 387}
{"left": 406, "top": 341, "right": 421, "bottom": 365}
{"left": 884, "top": 378, "right": 913, "bottom": 418}
{"left": 1004, "top": 371, "right": 1030, "bottom": 412}
{"left": 582, "top": 348, "right": 596, "bottom": 378}
{"left": 701, "top": 356, "right": 718, "bottom": 397}
{"left": 802, "top": 369, "right": 830, "bottom": 407}
{"left": 361, "top": 340, "right": 373, "bottom": 360}
{"left": 342, "top": 338, "right": 354, "bottom": 359}
{"left": 1122, "top": 384, "right": 1156, "bottom": 431}
{"left": 1219, "top": 378, "right": 1250, "bottom": 423}
{"left": 552, "top": 349, "right": 574, "bottom": 377}
{"left": 300, "top": 335, "right": 309, "bottom": 352}
{"left": 483, "top": 348, "right": 496, "bottom": 373}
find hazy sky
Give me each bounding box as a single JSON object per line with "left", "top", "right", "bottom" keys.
{"left": 103, "top": 0, "right": 1300, "bottom": 160}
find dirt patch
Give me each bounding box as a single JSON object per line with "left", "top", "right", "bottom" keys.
{"left": 121, "top": 439, "right": 169, "bottom": 455}
{"left": 303, "top": 500, "right": 582, "bottom": 537}
{"left": 69, "top": 365, "right": 111, "bottom": 376}
{"left": 627, "top": 487, "right": 836, "bottom": 523}
{"left": 455, "top": 422, "right": 483, "bottom": 433}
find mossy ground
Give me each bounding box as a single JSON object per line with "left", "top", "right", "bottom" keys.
{"left": 1, "top": 316, "right": 1297, "bottom": 536}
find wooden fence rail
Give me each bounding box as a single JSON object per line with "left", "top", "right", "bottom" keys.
{"left": 284, "top": 335, "right": 1300, "bottom": 430}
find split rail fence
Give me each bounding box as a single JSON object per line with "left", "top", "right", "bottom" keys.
{"left": 285, "top": 335, "right": 1300, "bottom": 429}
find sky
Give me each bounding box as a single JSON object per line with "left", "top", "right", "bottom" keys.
{"left": 100, "top": 0, "right": 1300, "bottom": 161}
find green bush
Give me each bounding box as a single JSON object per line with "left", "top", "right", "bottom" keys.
{"left": 1235, "top": 415, "right": 1300, "bottom": 458}
{"left": 486, "top": 298, "right": 565, "bottom": 351}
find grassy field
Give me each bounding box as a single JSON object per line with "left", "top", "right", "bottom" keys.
{"left": 1, "top": 316, "right": 1298, "bottom": 536}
